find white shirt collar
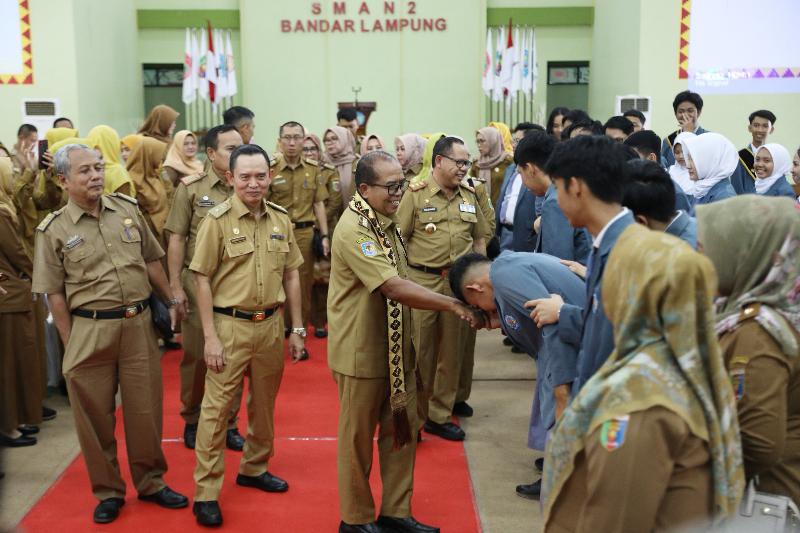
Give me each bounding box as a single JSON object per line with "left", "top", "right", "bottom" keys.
{"left": 593, "top": 208, "right": 629, "bottom": 250}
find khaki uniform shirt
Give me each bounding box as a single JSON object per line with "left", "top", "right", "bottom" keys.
{"left": 0, "top": 208, "right": 34, "bottom": 313}
{"left": 327, "top": 206, "right": 413, "bottom": 379}
{"left": 13, "top": 168, "right": 65, "bottom": 254}
{"left": 32, "top": 194, "right": 164, "bottom": 310}
{"left": 720, "top": 307, "right": 800, "bottom": 504}
{"left": 397, "top": 176, "right": 488, "bottom": 268}
{"left": 465, "top": 177, "right": 496, "bottom": 240}
{"left": 265, "top": 155, "right": 328, "bottom": 223}
{"left": 319, "top": 163, "right": 343, "bottom": 232}
{"left": 469, "top": 154, "right": 513, "bottom": 206}
{"left": 189, "top": 194, "right": 303, "bottom": 310}
{"left": 164, "top": 167, "right": 231, "bottom": 266}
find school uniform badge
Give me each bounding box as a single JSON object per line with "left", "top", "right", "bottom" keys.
{"left": 504, "top": 314, "right": 520, "bottom": 331}
{"left": 600, "top": 415, "right": 629, "bottom": 451}
{"left": 729, "top": 356, "right": 748, "bottom": 401}
{"left": 360, "top": 241, "right": 378, "bottom": 257}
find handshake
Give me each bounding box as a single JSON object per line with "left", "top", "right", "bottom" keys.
{"left": 450, "top": 301, "right": 489, "bottom": 329}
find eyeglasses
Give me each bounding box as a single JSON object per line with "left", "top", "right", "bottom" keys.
{"left": 439, "top": 154, "right": 472, "bottom": 169}
{"left": 370, "top": 179, "right": 409, "bottom": 195}
{"left": 302, "top": 147, "right": 318, "bottom": 153}
{"left": 280, "top": 135, "right": 304, "bottom": 142}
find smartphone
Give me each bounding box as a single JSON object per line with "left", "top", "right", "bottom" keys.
{"left": 38, "top": 139, "right": 49, "bottom": 168}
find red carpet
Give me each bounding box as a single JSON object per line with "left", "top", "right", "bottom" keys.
{"left": 19, "top": 335, "right": 482, "bottom": 532}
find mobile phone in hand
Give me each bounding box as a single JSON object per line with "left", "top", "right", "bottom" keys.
{"left": 38, "top": 139, "right": 49, "bottom": 168}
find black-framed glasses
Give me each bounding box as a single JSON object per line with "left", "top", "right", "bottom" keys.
{"left": 370, "top": 179, "right": 409, "bottom": 195}
{"left": 302, "top": 146, "right": 318, "bottom": 153}
{"left": 440, "top": 154, "right": 472, "bottom": 169}
{"left": 280, "top": 134, "right": 304, "bottom": 142}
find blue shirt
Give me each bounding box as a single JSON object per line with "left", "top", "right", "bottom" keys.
{"left": 491, "top": 252, "right": 584, "bottom": 433}
{"left": 673, "top": 180, "right": 694, "bottom": 216}
{"left": 762, "top": 178, "right": 797, "bottom": 198}
{"left": 665, "top": 210, "right": 697, "bottom": 249}
{"left": 696, "top": 178, "right": 737, "bottom": 205}
{"left": 535, "top": 184, "right": 591, "bottom": 264}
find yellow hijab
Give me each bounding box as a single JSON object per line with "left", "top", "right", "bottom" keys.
{"left": 488, "top": 121, "right": 514, "bottom": 154}
{"left": 45, "top": 128, "right": 79, "bottom": 148}
{"left": 412, "top": 132, "right": 446, "bottom": 183}
{"left": 163, "top": 130, "right": 203, "bottom": 176}
{"left": 86, "top": 125, "right": 136, "bottom": 195}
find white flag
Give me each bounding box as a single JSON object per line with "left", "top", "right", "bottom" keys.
{"left": 191, "top": 28, "right": 200, "bottom": 96}
{"left": 482, "top": 28, "right": 493, "bottom": 98}
{"left": 214, "top": 29, "right": 227, "bottom": 100}
{"left": 198, "top": 28, "right": 209, "bottom": 100}
{"left": 492, "top": 25, "right": 504, "bottom": 102}
{"left": 181, "top": 28, "right": 195, "bottom": 104}
{"left": 225, "top": 30, "right": 238, "bottom": 98}
{"left": 531, "top": 28, "right": 538, "bottom": 96}
{"left": 521, "top": 28, "right": 533, "bottom": 96}
{"left": 509, "top": 26, "right": 522, "bottom": 103}
{"left": 499, "top": 22, "right": 515, "bottom": 99}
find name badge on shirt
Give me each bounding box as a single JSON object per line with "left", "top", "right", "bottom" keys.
{"left": 64, "top": 235, "right": 84, "bottom": 250}
{"left": 459, "top": 203, "right": 476, "bottom": 214}
{"left": 270, "top": 234, "right": 285, "bottom": 240}
{"left": 230, "top": 236, "right": 247, "bottom": 244}
{"left": 273, "top": 177, "right": 286, "bottom": 185}
{"left": 421, "top": 206, "right": 437, "bottom": 213}
{"left": 197, "top": 195, "right": 215, "bottom": 207}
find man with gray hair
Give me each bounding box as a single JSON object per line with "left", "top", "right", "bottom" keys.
{"left": 32, "top": 144, "right": 188, "bottom": 524}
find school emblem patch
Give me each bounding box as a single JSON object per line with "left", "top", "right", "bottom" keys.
{"left": 360, "top": 241, "right": 378, "bottom": 257}
{"left": 504, "top": 314, "right": 520, "bottom": 331}
{"left": 600, "top": 415, "right": 629, "bottom": 451}
{"left": 730, "top": 367, "right": 746, "bottom": 401}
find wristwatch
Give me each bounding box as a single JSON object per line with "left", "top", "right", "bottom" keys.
{"left": 290, "top": 327, "right": 307, "bottom": 338}
{"left": 166, "top": 298, "right": 179, "bottom": 307}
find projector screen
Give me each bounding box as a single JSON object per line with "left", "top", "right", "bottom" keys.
{"left": 686, "top": 0, "right": 800, "bottom": 94}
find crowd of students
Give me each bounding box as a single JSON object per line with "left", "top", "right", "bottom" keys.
{"left": 1, "top": 87, "right": 799, "bottom": 531}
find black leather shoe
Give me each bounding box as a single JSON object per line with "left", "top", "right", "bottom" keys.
{"left": 193, "top": 501, "right": 223, "bottom": 527}
{"left": 226, "top": 428, "right": 245, "bottom": 451}
{"left": 164, "top": 339, "right": 182, "bottom": 350}
{"left": 423, "top": 420, "right": 465, "bottom": 441}
{"left": 314, "top": 328, "right": 328, "bottom": 338}
{"left": 236, "top": 471, "right": 289, "bottom": 492}
{"left": 18, "top": 425, "right": 39, "bottom": 435}
{"left": 511, "top": 345, "right": 523, "bottom": 353}
{"left": 42, "top": 406, "right": 57, "bottom": 421}
{"left": 339, "top": 521, "right": 381, "bottom": 533}
{"left": 138, "top": 486, "right": 188, "bottom": 508}
{"left": 93, "top": 497, "right": 124, "bottom": 524}
{"left": 0, "top": 433, "right": 37, "bottom": 447}
{"left": 377, "top": 515, "right": 440, "bottom": 533}
{"left": 452, "top": 401, "right": 473, "bottom": 417}
{"left": 502, "top": 336, "right": 513, "bottom": 346}
{"left": 516, "top": 479, "right": 541, "bottom": 500}
{"left": 535, "top": 457, "right": 544, "bottom": 471}
{"left": 184, "top": 423, "right": 198, "bottom": 449}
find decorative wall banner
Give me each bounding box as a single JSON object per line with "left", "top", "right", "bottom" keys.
{"left": 281, "top": 1, "right": 447, "bottom": 33}
{"left": 0, "top": 0, "right": 33, "bottom": 84}
{"left": 678, "top": 0, "right": 689, "bottom": 79}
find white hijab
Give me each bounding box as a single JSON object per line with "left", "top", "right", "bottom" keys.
{"left": 682, "top": 132, "right": 738, "bottom": 199}
{"left": 754, "top": 143, "right": 792, "bottom": 195}
{"left": 668, "top": 131, "right": 696, "bottom": 196}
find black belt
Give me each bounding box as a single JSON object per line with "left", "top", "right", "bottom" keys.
{"left": 409, "top": 264, "right": 450, "bottom": 277}
{"left": 293, "top": 221, "right": 314, "bottom": 229}
{"left": 213, "top": 306, "right": 278, "bottom": 322}
{"left": 72, "top": 300, "right": 149, "bottom": 320}
{"left": 500, "top": 222, "right": 514, "bottom": 230}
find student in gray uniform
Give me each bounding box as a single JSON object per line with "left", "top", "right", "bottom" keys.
{"left": 449, "top": 252, "right": 584, "bottom": 501}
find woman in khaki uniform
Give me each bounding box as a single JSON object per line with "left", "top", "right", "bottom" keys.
{"left": 469, "top": 126, "right": 513, "bottom": 207}
{"left": 543, "top": 225, "right": 744, "bottom": 533}
{"left": 0, "top": 158, "right": 42, "bottom": 446}
{"left": 137, "top": 104, "right": 179, "bottom": 145}
{"left": 698, "top": 195, "right": 800, "bottom": 504}
{"left": 126, "top": 137, "right": 170, "bottom": 243}
{"left": 162, "top": 130, "right": 203, "bottom": 187}
{"left": 394, "top": 133, "right": 425, "bottom": 181}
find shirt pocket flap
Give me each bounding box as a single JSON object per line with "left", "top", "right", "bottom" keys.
{"left": 225, "top": 238, "right": 255, "bottom": 258}
{"left": 267, "top": 237, "right": 290, "bottom": 253}
{"left": 459, "top": 212, "right": 478, "bottom": 223}
{"left": 63, "top": 243, "right": 95, "bottom": 262}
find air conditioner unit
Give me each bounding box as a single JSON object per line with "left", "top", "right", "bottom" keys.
{"left": 615, "top": 95, "right": 651, "bottom": 127}
{"left": 21, "top": 98, "right": 60, "bottom": 134}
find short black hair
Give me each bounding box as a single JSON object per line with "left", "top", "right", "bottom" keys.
{"left": 204, "top": 124, "right": 239, "bottom": 151}
{"left": 279, "top": 121, "right": 304, "bottom": 136}
{"left": 448, "top": 253, "right": 491, "bottom": 303}
{"left": 622, "top": 109, "right": 646, "bottom": 126}
{"left": 562, "top": 109, "right": 591, "bottom": 126}
{"left": 17, "top": 123, "right": 37, "bottom": 136}
{"left": 53, "top": 117, "right": 73, "bottom": 128}
{"left": 354, "top": 150, "right": 398, "bottom": 186}
{"left": 546, "top": 107, "right": 570, "bottom": 134}
{"left": 562, "top": 120, "right": 603, "bottom": 140}
{"left": 337, "top": 107, "right": 357, "bottom": 122}
{"left": 672, "top": 90, "right": 704, "bottom": 113}
{"left": 432, "top": 136, "right": 464, "bottom": 164}
{"left": 603, "top": 116, "right": 634, "bottom": 136}
{"left": 545, "top": 135, "right": 628, "bottom": 204}
{"left": 624, "top": 130, "right": 661, "bottom": 159}
{"left": 748, "top": 109, "right": 776, "bottom": 125}
{"left": 223, "top": 106, "right": 255, "bottom": 127}
{"left": 622, "top": 159, "right": 676, "bottom": 223}
{"left": 513, "top": 122, "right": 543, "bottom": 134}
{"left": 229, "top": 143, "right": 270, "bottom": 174}
{"left": 514, "top": 131, "right": 556, "bottom": 168}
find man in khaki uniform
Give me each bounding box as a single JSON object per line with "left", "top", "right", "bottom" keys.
{"left": 190, "top": 144, "right": 305, "bottom": 527}
{"left": 165, "top": 124, "right": 246, "bottom": 451}
{"left": 397, "top": 136, "right": 487, "bottom": 442}
{"left": 267, "top": 121, "right": 329, "bottom": 355}
{"left": 32, "top": 144, "right": 187, "bottom": 524}
{"left": 330, "top": 150, "right": 476, "bottom": 533}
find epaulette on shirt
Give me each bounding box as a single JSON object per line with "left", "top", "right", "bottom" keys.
{"left": 409, "top": 181, "right": 428, "bottom": 192}
{"left": 323, "top": 162, "right": 335, "bottom": 171}
{"left": 36, "top": 209, "right": 63, "bottom": 232}
{"left": 459, "top": 181, "right": 475, "bottom": 193}
{"left": 304, "top": 158, "right": 320, "bottom": 167}
{"left": 738, "top": 303, "right": 761, "bottom": 324}
{"left": 111, "top": 192, "right": 138, "bottom": 204}
{"left": 180, "top": 172, "right": 206, "bottom": 186}
{"left": 208, "top": 200, "right": 232, "bottom": 219}
{"left": 266, "top": 201, "right": 288, "bottom": 214}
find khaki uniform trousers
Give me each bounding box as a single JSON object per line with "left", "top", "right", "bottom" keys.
{"left": 334, "top": 371, "right": 417, "bottom": 525}
{"left": 179, "top": 268, "right": 242, "bottom": 427}
{"left": 286, "top": 226, "right": 314, "bottom": 328}
{"left": 456, "top": 328, "right": 476, "bottom": 404}
{"left": 0, "top": 311, "right": 40, "bottom": 432}
{"left": 311, "top": 282, "right": 328, "bottom": 329}
{"left": 194, "top": 312, "right": 284, "bottom": 501}
{"left": 63, "top": 309, "right": 167, "bottom": 500}
{"left": 409, "top": 270, "right": 471, "bottom": 425}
